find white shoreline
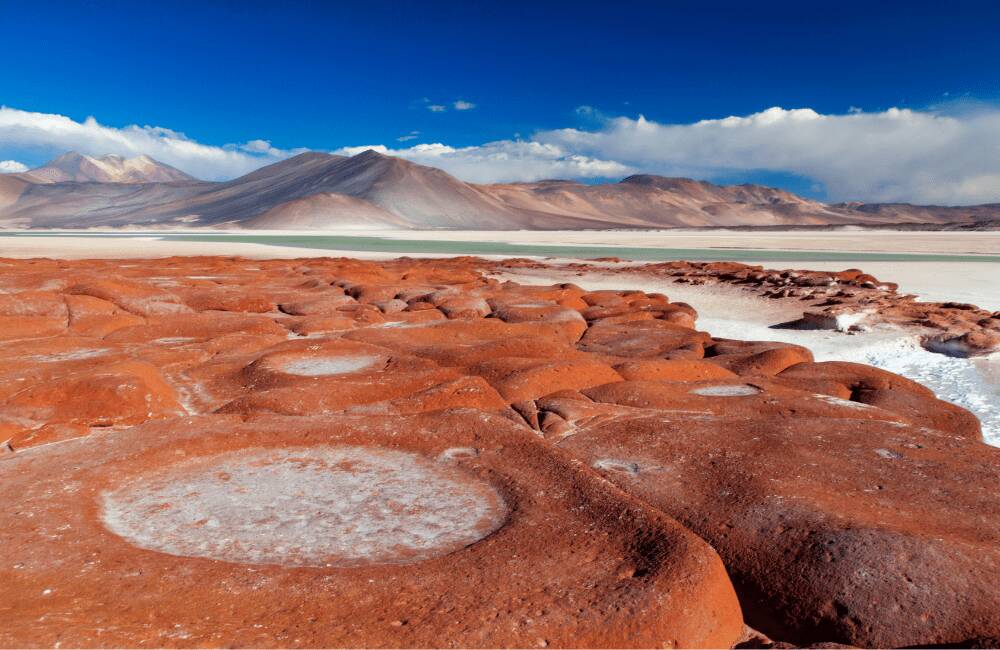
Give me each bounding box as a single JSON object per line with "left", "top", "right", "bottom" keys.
{"left": 3, "top": 227, "right": 1000, "bottom": 255}
{"left": 2, "top": 231, "right": 998, "bottom": 310}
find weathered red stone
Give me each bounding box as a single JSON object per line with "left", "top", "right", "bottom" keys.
{"left": 0, "top": 254, "right": 994, "bottom": 648}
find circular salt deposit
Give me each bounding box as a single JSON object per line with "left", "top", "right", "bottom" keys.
{"left": 281, "top": 355, "right": 378, "bottom": 376}
{"left": 690, "top": 384, "right": 761, "bottom": 397}
{"left": 101, "top": 446, "right": 506, "bottom": 567}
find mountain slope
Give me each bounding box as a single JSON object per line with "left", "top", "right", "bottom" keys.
{"left": 25, "top": 152, "right": 196, "bottom": 184}
{"left": 481, "top": 176, "right": 861, "bottom": 227}
{"left": 176, "top": 150, "right": 520, "bottom": 228}
{"left": 0, "top": 174, "right": 31, "bottom": 217}
{"left": 1, "top": 149, "right": 997, "bottom": 230}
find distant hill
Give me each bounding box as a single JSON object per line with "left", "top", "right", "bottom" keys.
{"left": 1, "top": 149, "right": 997, "bottom": 230}
{"left": 23, "top": 152, "right": 196, "bottom": 184}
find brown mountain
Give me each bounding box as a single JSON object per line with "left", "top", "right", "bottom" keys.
{"left": 1, "top": 150, "right": 997, "bottom": 230}
{"left": 23, "top": 152, "right": 197, "bottom": 184}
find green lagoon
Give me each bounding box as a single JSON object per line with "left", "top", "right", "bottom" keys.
{"left": 4, "top": 231, "right": 998, "bottom": 264}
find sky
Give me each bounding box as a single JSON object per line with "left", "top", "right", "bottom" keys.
{"left": 1, "top": 0, "right": 999, "bottom": 203}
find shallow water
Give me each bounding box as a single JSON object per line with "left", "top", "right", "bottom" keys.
{"left": 5, "top": 231, "right": 999, "bottom": 264}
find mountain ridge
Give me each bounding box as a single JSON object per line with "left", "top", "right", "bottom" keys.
{"left": 1, "top": 149, "right": 997, "bottom": 230}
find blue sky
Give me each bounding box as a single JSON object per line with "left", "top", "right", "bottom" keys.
{"left": 2, "top": 0, "right": 1000, "bottom": 203}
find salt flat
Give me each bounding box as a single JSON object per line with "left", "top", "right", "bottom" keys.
{"left": 2, "top": 229, "right": 998, "bottom": 309}
{"left": 371, "top": 228, "right": 1000, "bottom": 256}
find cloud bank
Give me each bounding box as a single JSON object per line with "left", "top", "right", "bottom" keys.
{"left": 538, "top": 106, "right": 1000, "bottom": 204}
{"left": 332, "top": 141, "right": 631, "bottom": 183}
{"left": 0, "top": 106, "right": 303, "bottom": 180}
{"left": 0, "top": 160, "right": 28, "bottom": 173}
{"left": 3, "top": 104, "right": 1000, "bottom": 203}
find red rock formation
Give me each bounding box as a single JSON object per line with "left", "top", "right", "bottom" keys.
{"left": 559, "top": 259, "right": 1000, "bottom": 357}
{"left": 0, "top": 411, "right": 742, "bottom": 648}
{"left": 0, "top": 254, "right": 996, "bottom": 647}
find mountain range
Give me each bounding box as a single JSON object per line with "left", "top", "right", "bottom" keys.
{"left": 1, "top": 151, "right": 997, "bottom": 230}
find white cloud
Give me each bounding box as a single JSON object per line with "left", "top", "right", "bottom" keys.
{"left": 453, "top": 100, "right": 476, "bottom": 111}
{"left": 5, "top": 103, "right": 1000, "bottom": 203}
{"left": 396, "top": 131, "right": 420, "bottom": 142}
{"left": 333, "top": 145, "right": 391, "bottom": 157}
{"left": 427, "top": 104, "right": 447, "bottom": 113}
{"left": 236, "top": 139, "right": 286, "bottom": 156}
{"left": 0, "top": 106, "right": 305, "bottom": 181}
{"left": 0, "top": 159, "right": 28, "bottom": 173}
{"left": 538, "top": 105, "right": 1000, "bottom": 204}
{"left": 332, "top": 140, "right": 630, "bottom": 183}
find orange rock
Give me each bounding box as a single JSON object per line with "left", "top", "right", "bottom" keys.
{"left": 578, "top": 319, "right": 710, "bottom": 359}
{"left": 554, "top": 408, "right": 1000, "bottom": 647}
{"left": 6, "top": 359, "right": 184, "bottom": 427}
{"left": 613, "top": 359, "right": 739, "bottom": 382}
{"left": 105, "top": 311, "right": 286, "bottom": 343}
{"left": 0, "top": 291, "right": 68, "bottom": 340}
{"left": 0, "top": 254, "right": 993, "bottom": 648}
{"left": 278, "top": 293, "right": 355, "bottom": 316}
{"left": 470, "top": 357, "right": 624, "bottom": 402}
{"left": 0, "top": 411, "right": 744, "bottom": 648}
{"left": 776, "top": 361, "right": 982, "bottom": 438}
{"left": 66, "top": 278, "right": 190, "bottom": 316}
{"left": 707, "top": 339, "right": 814, "bottom": 376}
{"left": 183, "top": 289, "right": 275, "bottom": 313}
{"left": 65, "top": 294, "right": 145, "bottom": 337}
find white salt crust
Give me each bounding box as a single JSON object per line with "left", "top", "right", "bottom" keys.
{"left": 593, "top": 459, "right": 641, "bottom": 475}
{"left": 281, "top": 355, "right": 379, "bottom": 376}
{"left": 101, "top": 446, "right": 507, "bottom": 567}
{"left": 690, "top": 384, "right": 762, "bottom": 397}
{"left": 811, "top": 393, "right": 876, "bottom": 410}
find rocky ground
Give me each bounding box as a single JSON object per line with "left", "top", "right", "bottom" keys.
{"left": 0, "top": 255, "right": 998, "bottom": 648}
{"left": 544, "top": 258, "right": 1000, "bottom": 357}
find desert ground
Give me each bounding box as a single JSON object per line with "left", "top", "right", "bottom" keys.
{"left": 1, "top": 233, "right": 999, "bottom": 647}
{"left": 2, "top": 230, "right": 998, "bottom": 437}
{"left": 1, "top": 253, "right": 999, "bottom": 648}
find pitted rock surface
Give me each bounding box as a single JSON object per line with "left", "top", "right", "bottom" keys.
{"left": 0, "top": 411, "right": 741, "bottom": 648}
{"left": 0, "top": 254, "right": 996, "bottom": 647}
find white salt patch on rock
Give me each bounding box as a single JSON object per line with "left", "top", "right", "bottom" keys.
{"left": 282, "top": 355, "right": 378, "bottom": 376}
{"left": 32, "top": 348, "right": 108, "bottom": 363}
{"left": 811, "top": 393, "right": 876, "bottom": 410}
{"left": 101, "top": 446, "right": 507, "bottom": 568}
{"left": 593, "top": 459, "right": 640, "bottom": 475}
{"left": 690, "top": 384, "right": 761, "bottom": 397}
{"left": 438, "top": 447, "right": 479, "bottom": 462}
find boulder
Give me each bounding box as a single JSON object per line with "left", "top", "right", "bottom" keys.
{"left": 0, "top": 411, "right": 743, "bottom": 648}
{"left": 552, "top": 408, "right": 1000, "bottom": 647}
